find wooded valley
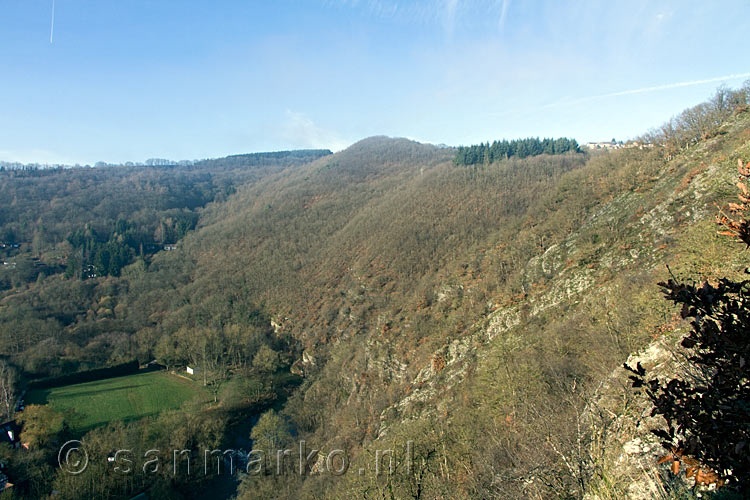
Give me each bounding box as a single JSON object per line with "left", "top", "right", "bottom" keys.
{"left": 0, "top": 85, "right": 748, "bottom": 499}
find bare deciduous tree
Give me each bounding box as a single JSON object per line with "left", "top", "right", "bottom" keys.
{"left": 0, "top": 360, "right": 17, "bottom": 421}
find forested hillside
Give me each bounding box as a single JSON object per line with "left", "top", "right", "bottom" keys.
{"left": 0, "top": 150, "right": 330, "bottom": 375}
{"left": 0, "top": 85, "right": 748, "bottom": 499}
{"left": 454, "top": 136, "right": 580, "bottom": 165}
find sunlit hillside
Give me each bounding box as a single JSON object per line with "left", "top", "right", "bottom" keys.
{"left": 0, "top": 86, "right": 749, "bottom": 499}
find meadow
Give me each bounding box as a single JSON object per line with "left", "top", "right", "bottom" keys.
{"left": 26, "top": 371, "right": 206, "bottom": 433}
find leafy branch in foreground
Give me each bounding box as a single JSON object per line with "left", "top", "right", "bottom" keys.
{"left": 625, "top": 159, "right": 750, "bottom": 491}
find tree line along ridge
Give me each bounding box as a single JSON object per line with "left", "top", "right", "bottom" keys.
{"left": 454, "top": 137, "right": 581, "bottom": 166}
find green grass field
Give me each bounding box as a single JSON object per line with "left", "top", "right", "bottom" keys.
{"left": 26, "top": 371, "right": 206, "bottom": 433}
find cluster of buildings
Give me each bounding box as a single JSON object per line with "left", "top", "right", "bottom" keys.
{"left": 583, "top": 140, "right": 655, "bottom": 151}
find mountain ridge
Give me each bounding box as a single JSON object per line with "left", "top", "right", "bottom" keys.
{"left": 0, "top": 86, "right": 748, "bottom": 499}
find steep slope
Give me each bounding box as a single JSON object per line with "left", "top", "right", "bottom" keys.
{"left": 110, "top": 109, "right": 749, "bottom": 499}
{"left": 169, "top": 138, "right": 585, "bottom": 356}
{"left": 128, "top": 137, "right": 591, "bottom": 497}
{"left": 188, "top": 111, "right": 748, "bottom": 499}
{"left": 122, "top": 108, "right": 744, "bottom": 499}
{"left": 310, "top": 113, "right": 750, "bottom": 499}
{"left": 0, "top": 149, "right": 331, "bottom": 375}
{"left": 3, "top": 91, "right": 748, "bottom": 499}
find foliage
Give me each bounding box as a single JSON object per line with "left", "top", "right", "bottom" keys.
{"left": 625, "top": 159, "right": 750, "bottom": 490}
{"left": 45, "top": 406, "right": 228, "bottom": 500}
{"left": 252, "top": 344, "right": 281, "bottom": 373}
{"left": 1, "top": 87, "right": 749, "bottom": 499}
{"left": 0, "top": 150, "right": 320, "bottom": 378}
{"left": 250, "top": 409, "right": 292, "bottom": 457}
{"left": 17, "top": 404, "right": 65, "bottom": 447}
{"left": 219, "top": 376, "right": 269, "bottom": 409}
{"left": 454, "top": 136, "right": 580, "bottom": 165}
{"left": 27, "top": 359, "right": 139, "bottom": 389}
{"left": 641, "top": 83, "right": 750, "bottom": 156}
{"left": 0, "top": 360, "right": 16, "bottom": 421}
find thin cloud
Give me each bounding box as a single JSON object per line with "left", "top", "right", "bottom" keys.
{"left": 441, "top": 0, "right": 459, "bottom": 36}
{"left": 498, "top": 0, "right": 510, "bottom": 30}
{"left": 282, "top": 111, "right": 350, "bottom": 152}
{"left": 485, "top": 72, "right": 750, "bottom": 119}
{"left": 324, "top": 0, "right": 512, "bottom": 33}
{"left": 49, "top": 0, "right": 55, "bottom": 43}
{"left": 594, "top": 72, "right": 750, "bottom": 99}
{"left": 537, "top": 73, "right": 750, "bottom": 112}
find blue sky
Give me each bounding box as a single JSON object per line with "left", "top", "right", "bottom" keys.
{"left": 1, "top": 1, "right": 749, "bottom": 164}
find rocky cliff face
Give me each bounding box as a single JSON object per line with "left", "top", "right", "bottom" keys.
{"left": 313, "top": 113, "right": 750, "bottom": 499}
{"left": 378, "top": 136, "right": 738, "bottom": 434}
{"left": 198, "top": 106, "right": 750, "bottom": 499}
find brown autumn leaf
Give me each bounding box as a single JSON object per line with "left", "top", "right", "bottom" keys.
{"left": 671, "top": 460, "right": 681, "bottom": 474}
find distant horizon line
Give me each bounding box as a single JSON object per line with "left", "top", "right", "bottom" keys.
{"left": 2, "top": 133, "right": 629, "bottom": 168}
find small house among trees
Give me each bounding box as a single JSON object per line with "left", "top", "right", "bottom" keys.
{"left": 0, "top": 420, "right": 21, "bottom": 448}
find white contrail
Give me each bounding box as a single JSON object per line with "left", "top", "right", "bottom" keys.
{"left": 50, "top": 0, "right": 55, "bottom": 44}
{"left": 593, "top": 72, "right": 750, "bottom": 99}
{"left": 486, "top": 72, "right": 750, "bottom": 118}
{"left": 545, "top": 72, "right": 750, "bottom": 110}
{"left": 498, "top": 0, "right": 511, "bottom": 30}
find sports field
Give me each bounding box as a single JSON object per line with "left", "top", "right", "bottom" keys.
{"left": 26, "top": 371, "right": 206, "bottom": 432}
